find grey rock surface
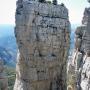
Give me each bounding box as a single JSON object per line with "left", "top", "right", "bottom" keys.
{"left": 80, "top": 7, "right": 90, "bottom": 90}
{"left": 14, "top": 0, "right": 70, "bottom": 90}
{"left": 0, "top": 59, "right": 8, "bottom": 90}
{"left": 68, "top": 5, "right": 90, "bottom": 90}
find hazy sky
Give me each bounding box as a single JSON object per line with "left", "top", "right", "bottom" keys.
{"left": 0, "top": 0, "right": 89, "bottom": 25}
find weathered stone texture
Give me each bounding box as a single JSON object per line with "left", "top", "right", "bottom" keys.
{"left": 82, "top": 8, "right": 90, "bottom": 25}
{"left": 79, "top": 8, "right": 90, "bottom": 90}
{"left": 0, "top": 59, "right": 8, "bottom": 90}
{"left": 14, "top": 0, "right": 70, "bottom": 90}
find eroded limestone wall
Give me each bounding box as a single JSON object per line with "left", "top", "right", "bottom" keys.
{"left": 14, "top": 0, "right": 70, "bottom": 90}
{"left": 80, "top": 8, "right": 90, "bottom": 90}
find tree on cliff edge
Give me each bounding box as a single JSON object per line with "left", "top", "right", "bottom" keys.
{"left": 88, "top": 0, "right": 90, "bottom": 3}
{"left": 53, "top": 0, "right": 57, "bottom": 5}
{"left": 39, "top": 0, "right": 46, "bottom": 3}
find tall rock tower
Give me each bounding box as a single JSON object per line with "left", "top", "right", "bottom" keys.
{"left": 14, "top": 0, "right": 70, "bottom": 90}
{"left": 67, "top": 1, "right": 90, "bottom": 90}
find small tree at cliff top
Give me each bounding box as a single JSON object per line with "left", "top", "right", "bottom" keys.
{"left": 39, "top": 0, "right": 46, "bottom": 3}
{"left": 88, "top": 0, "right": 90, "bottom": 3}
{"left": 53, "top": 0, "right": 57, "bottom": 5}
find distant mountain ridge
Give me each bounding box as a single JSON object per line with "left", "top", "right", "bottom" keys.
{"left": 69, "top": 24, "right": 80, "bottom": 54}
{"left": 0, "top": 25, "right": 17, "bottom": 67}
{"left": 0, "top": 46, "right": 16, "bottom": 66}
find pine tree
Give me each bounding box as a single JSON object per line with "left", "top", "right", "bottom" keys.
{"left": 88, "top": 0, "right": 90, "bottom": 3}
{"left": 53, "top": 0, "right": 57, "bottom": 5}
{"left": 39, "top": 0, "right": 46, "bottom": 3}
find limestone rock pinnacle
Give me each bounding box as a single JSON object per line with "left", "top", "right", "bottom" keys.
{"left": 14, "top": 0, "right": 70, "bottom": 90}
{"left": 67, "top": 3, "right": 90, "bottom": 90}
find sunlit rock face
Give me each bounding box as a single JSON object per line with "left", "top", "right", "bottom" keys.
{"left": 0, "top": 59, "right": 8, "bottom": 90}
{"left": 14, "top": 0, "right": 70, "bottom": 90}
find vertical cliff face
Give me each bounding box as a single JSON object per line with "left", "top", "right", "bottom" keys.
{"left": 68, "top": 5, "right": 90, "bottom": 90}
{"left": 0, "top": 59, "right": 8, "bottom": 90}
{"left": 14, "top": 0, "right": 70, "bottom": 90}
{"left": 80, "top": 7, "right": 90, "bottom": 90}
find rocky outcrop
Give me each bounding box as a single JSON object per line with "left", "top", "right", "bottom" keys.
{"left": 68, "top": 2, "right": 90, "bottom": 90}
{"left": 0, "top": 58, "right": 8, "bottom": 90}
{"left": 80, "top": 7, "right": 90, "bottom": 90}
{"left": 14, "top": 0, "right": 70, "bottom": 90}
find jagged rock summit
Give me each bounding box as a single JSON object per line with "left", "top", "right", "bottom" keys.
{"left": 14, "top": 0, "right": 70, "bottom": 90}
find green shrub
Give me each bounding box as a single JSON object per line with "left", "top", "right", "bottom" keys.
{"left": 5, "top": 66, "right": 16, "bottom": 90}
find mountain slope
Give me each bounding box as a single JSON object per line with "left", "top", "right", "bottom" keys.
{"left": 0, "top": 25, "right": 17, "bottom": 67}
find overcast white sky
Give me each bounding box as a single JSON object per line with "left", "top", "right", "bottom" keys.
{"left": 0, "top": 0, "right": 89, "bottom": 25}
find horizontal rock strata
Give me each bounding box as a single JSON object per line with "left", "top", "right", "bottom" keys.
{"left": 14, "top": 0, "right": 70, "bottom": 90}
